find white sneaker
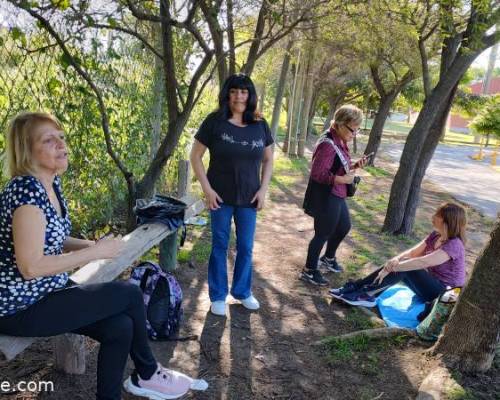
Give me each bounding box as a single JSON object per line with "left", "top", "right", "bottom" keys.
{"left": 210, "top": 301, "right": 226, "bottom": 316}
{"left": 239, "top": 295, "right": 260, "bottom": 310}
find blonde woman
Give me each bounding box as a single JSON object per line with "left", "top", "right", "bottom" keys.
{"left": 0, "top": 112, "right": 199, "bottom": 400}
{"left": 302, "top": 105, "right": 368, "bottom": 285}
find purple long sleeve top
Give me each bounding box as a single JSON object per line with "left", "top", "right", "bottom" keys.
{"left": 310, "top": 128, "right": 352, "bottom": 199}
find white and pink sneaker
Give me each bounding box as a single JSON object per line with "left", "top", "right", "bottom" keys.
{"left": 123, "top": 363, "right": 208, "bottom": 399}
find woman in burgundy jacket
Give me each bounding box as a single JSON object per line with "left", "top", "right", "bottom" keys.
{"left": 301, "top": 104, "right": 368, "bottom": 286}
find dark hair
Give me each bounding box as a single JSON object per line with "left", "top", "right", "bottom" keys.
{"left": 435, "top": 202, "right": 467, "bottom": 243}
{"left": 217, "top": 73, "right": 259, "bottom": 124}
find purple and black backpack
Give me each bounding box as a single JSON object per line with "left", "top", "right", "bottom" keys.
{"left": 129, "top": 261, "right": 195, "bottom": 341}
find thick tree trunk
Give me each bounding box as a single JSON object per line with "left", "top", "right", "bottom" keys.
{"left": 382, "top": 8, "right": 493, "bottom": 235}
{"left": 432, "top": 220, "right": 500, "bottom": 373}
{"left": 364, "top": 92, "right": 397, "bottom": 166}
{"left": 382, "top": 51, "right": 476, "bottom": 234}
{"left": 270, "top": 42, "right": 292, "bottom": 137}
{"left": 397, "top": 87, "right": 457, "bottom": 234}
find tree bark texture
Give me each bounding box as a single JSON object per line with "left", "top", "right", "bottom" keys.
{"left": 289, "top": 54, "right": 306, "bottom": 156}
{"left": 270, "top": 42, "right": 292, "bottom": 137}
{"left": 322, "top": 92, "right": 346, "bottom": 132}
{"left": 397, "top": 87, "right": 457, "bottom": 235}
{"left": 432, "top": 220, "right": 500, "bottom": 373}
{"left": 298, "top": 48, "right": 315, "bottom": 157}
{"left": 363, "top": 93, "right": 397, "bottom": 165}
{"left": 382, "top": 51, "right": 478, "bottom": 234}
{"left": 241, "top": 2, "right": 267, "bottom": 76}
{"left": 149, "top": 26, "right": 164, "bottom": 160}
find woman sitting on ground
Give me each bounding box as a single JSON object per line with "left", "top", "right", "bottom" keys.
{"left": 0, "top": 112, "right": 199, "bottom": 400}
{"left": 330, "top": 202, "right": 466, "bottom": 307}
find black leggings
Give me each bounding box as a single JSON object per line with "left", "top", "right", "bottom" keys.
{"left": 305, "top": 195, "right": 351, "bottom": 269}
{"left": 356, "top": 267, "right": 446, "bottom": 302}
{"left": 0, "top": 281, "right": 158, "bottom": 400}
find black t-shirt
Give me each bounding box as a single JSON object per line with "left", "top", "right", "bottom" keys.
{"left": 195, "top": 112, "right": 274, "bottom": 207}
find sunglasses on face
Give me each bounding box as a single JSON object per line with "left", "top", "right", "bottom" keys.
{"left": 345, "top": 125, "right": 360, "bottom": 134}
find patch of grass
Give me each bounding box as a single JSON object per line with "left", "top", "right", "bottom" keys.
{"left": 273, "top": 153, "right": 309, "bottom": 175}
{"left": 323, "top": 334, "right": 372, "bottom": 363}
{"left": 322, "top": 333, "right": 412, "bottom": 378}
{"left": 365, "top": 165, "right": 392, "bottom": 178}
{"left": 188, "top": 219, "right": 212, "bottom": 264}
{"left": 447, "top": 386, "right": 477, "bottom": 400}
{"left": 345, "top": 309, "right": 376, "bottom": 331}
{"left": 270, "top": 174, "right": 299, "bottom": 187}
{"left": 177, "top": 248, "right": 191, "bottom": 263}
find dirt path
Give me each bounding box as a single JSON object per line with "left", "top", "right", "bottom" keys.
{"left": 1, "top": 142, "right": 498, "bottom": 400}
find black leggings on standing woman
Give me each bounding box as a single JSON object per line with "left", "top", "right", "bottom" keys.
{"left": 0, "top": 281, "right": 158, "bottom": 400}
{"left": 306, "top": 194, "right": 351, "bottom": 269}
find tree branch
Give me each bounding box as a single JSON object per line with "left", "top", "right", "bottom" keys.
{"left": 90, "top": 23, "right": 163, "bottom": 60}
{"left": 11, "top": 2, "right": 132, "bottom": 183}
{"left": 184, "top": 51, "right": 214, "bottom": 111}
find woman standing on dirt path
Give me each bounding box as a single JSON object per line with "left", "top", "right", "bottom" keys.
{"left": 0, "top": 112, "right": 204, "bottom": 400}
{"left": 190, "top": 74, "right": 274, "bottom": 317}
{"left": 301, "top": 105, "right": 368, "bottom": 286}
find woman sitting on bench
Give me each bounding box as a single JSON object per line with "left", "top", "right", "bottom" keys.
{"left": 0, "top": 112, "right": 196, "bottom": 400}
{"left": 329, "top": 202, "right": 467, "bottom": 307}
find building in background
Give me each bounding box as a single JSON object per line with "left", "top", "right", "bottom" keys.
{"left": 448, "top": 76, "right": 500, "bottom": 133}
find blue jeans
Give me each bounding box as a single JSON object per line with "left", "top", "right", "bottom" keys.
{"left": 208, "top": 204, "right": 257, "bottom": 302}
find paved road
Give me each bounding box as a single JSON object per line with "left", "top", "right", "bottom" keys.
{"left": 381, "top": 143, "right": 500, "bottom": 219}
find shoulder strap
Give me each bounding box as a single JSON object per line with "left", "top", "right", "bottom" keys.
{"left": 317, "top": 134, "right": 350, "bottom": 174}
{"left": 331, "top": 143, "right": 350, "bottom": 173}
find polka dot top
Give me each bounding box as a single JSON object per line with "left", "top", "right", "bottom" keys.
{"left": 0, "top": 175, "right": 71, "bottom": 317}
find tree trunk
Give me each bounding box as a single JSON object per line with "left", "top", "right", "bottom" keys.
{"left": 363, "top": 92, "right": 397, "bottom": 166}
{"left": 226, "top": 0, "right": 236, "bottom": 77}
{"left": 432, "top": 220, "right": 500, "bottom": 373}
{"left": 322, "top": 92, "right": 345, "bottom": 132}
{"left": 289, "top": 53, "right": 306, "bottom": 156}
{"left": 397, "top": 87, "right": 457, "bottom": 235}
{"left": 306, "top": 90, "right": 319, "bottom": 140}
{"left": 270, "top": 41, "right": 292, "bottom": 137}
{"left": 241, "top": 2, "right": 267, "bottom": 76}
{"left": 283, "top": 62, "right": 296, "bottom": 154}
{"left": 200, "top": 1, "right": 227, "bottom": 86}
{"left": 323, "top": 106, "right": 335, "bottom": 132}
{"left": 382, "top": 52, "right": 477, "bottom": 234}
{"left": 258, "top": 82, "right": 266, "bottom": 114}
{"left": 298, "top": 50, "right": 315, "bottom": 157}
{"left": 149, "top": 26, "right": 164, "bottom": 160}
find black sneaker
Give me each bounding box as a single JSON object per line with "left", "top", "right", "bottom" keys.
{"left": 318, "top": 256, "right": 343, "bottom": 273}
{"left": 299, "top": 268, "right": 329, "bottom": 286}
{"left": 335, "top": 291, "right": 377, "bottom": 308}
{"left": 328, "top": 280, "right": 359, "bottom": 297}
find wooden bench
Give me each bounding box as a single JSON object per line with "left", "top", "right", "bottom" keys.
{"left": 0, "top": 193, "right": 204, "bottom": 374}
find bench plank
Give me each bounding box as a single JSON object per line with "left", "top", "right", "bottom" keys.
{"left": 0, "top": 196, "right": 204, "bottom": 365}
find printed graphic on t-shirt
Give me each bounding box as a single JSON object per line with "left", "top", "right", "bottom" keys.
{"left": 221, "top": 133, "right": 265, "bottom": 149}
{"left": 195, "top": 114, "right": 274, "bottom": 206}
